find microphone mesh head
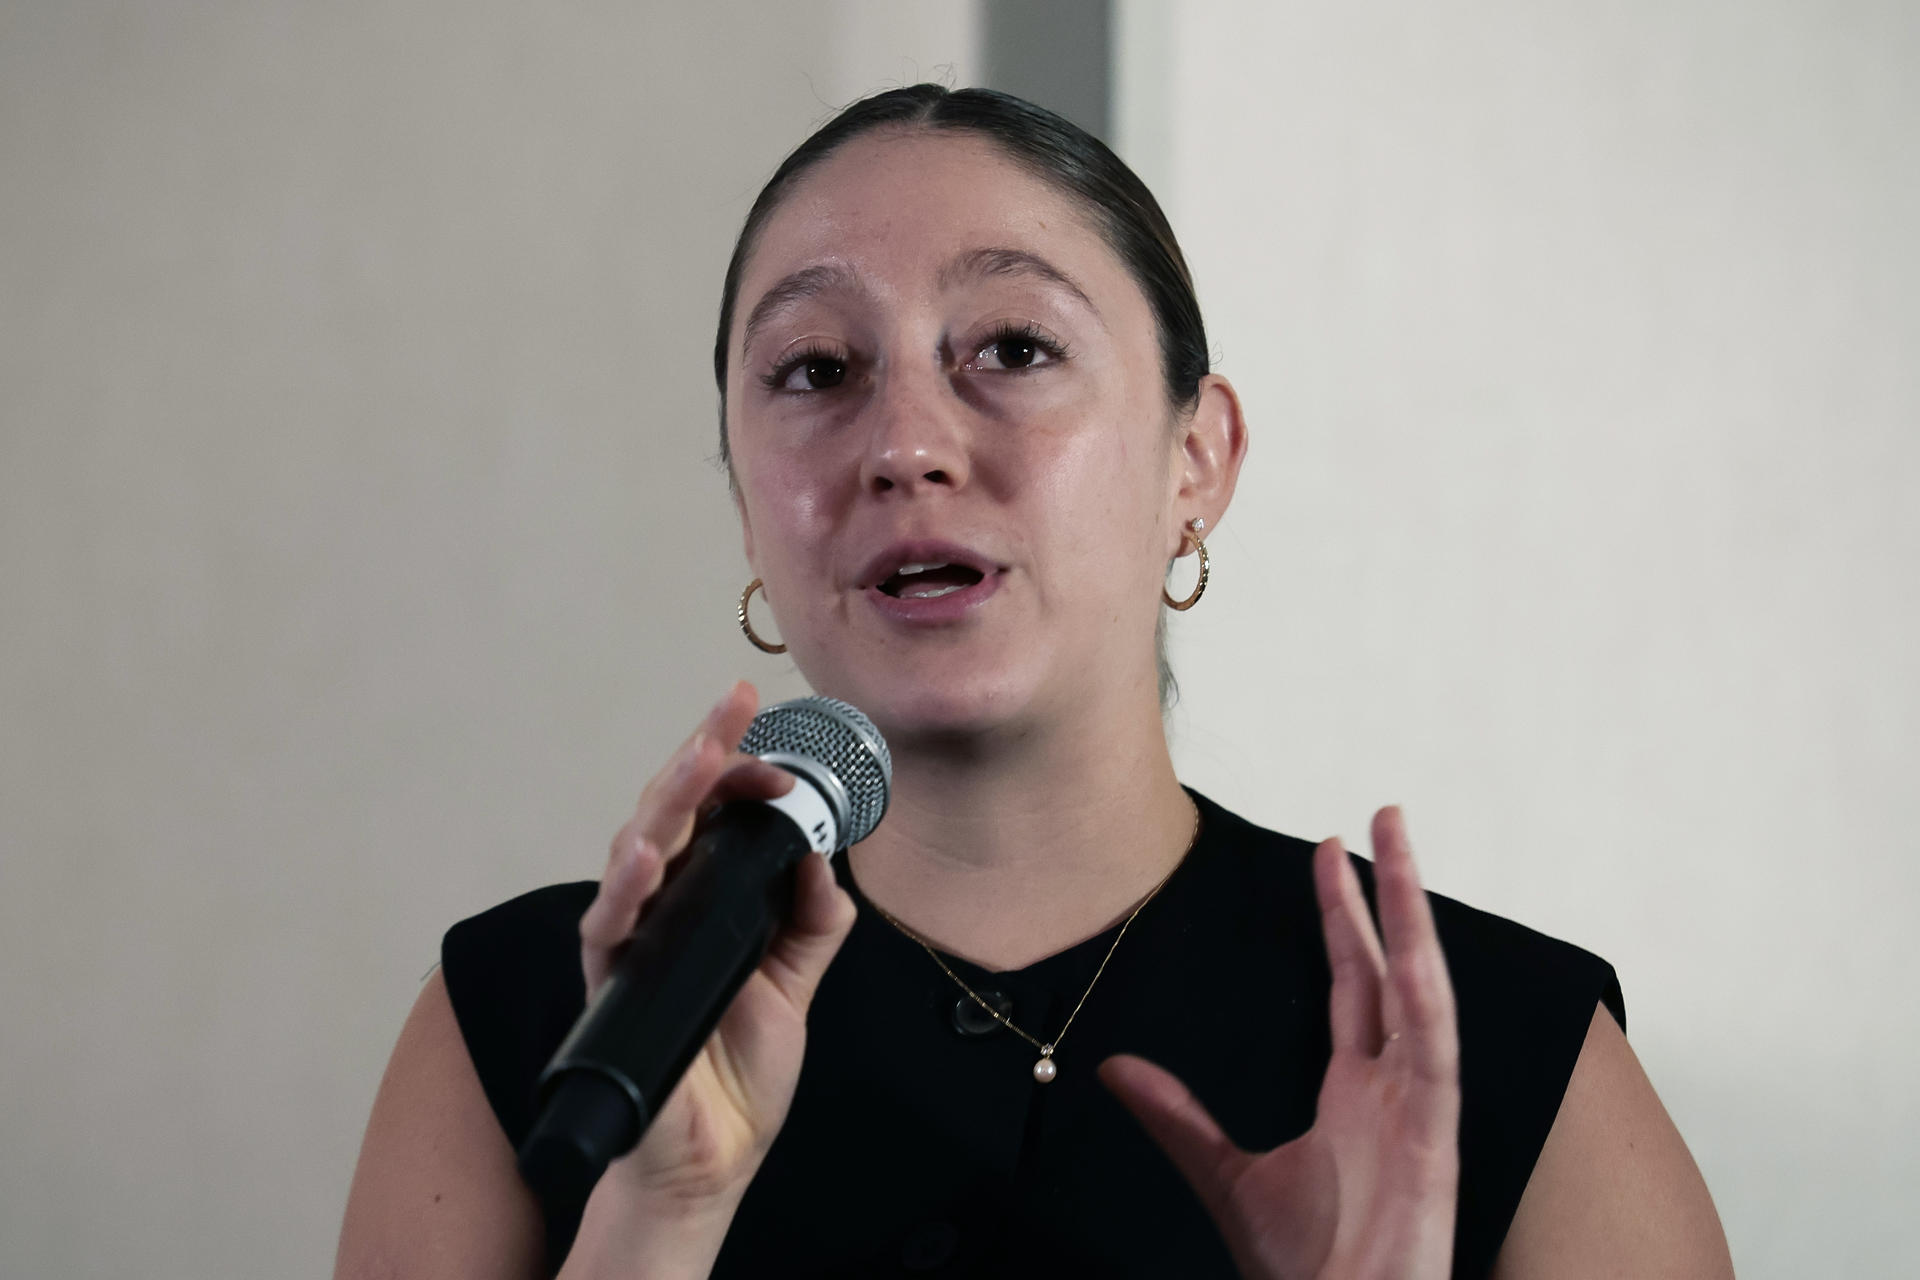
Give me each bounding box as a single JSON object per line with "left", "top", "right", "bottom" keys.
{"left": 738, "top": 696, "right": 892, "bottom": 844}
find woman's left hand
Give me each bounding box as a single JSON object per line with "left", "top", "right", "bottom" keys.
{"left": 1100, "top": 806, "right": 1461, "bottom": 1280}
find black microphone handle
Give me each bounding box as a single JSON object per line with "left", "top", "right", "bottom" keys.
{"left": 517, "top": 800, "right": 814, "bottom": 1206}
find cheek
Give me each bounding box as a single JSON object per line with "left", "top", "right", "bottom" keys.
{"left": 1020, "top": 419, "right": 1171, "bottom": 599}
{"left": 734, "top": 421, "right": 841, "bottom": 527}
{"left": 736, "top": 471, "right": 825, "bottom": 584}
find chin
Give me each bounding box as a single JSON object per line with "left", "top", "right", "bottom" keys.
{"left": 806, "top": 653, "right": 1047, "bottom": 748}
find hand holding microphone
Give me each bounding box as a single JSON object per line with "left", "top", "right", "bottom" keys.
{"left": 520, "top": 682, "right": 889, "bottom": 1272}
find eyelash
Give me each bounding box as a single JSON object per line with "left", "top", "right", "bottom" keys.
{"left": 760, "top": 342, "right": 845, "bottom": 391}
{"left": 972, "top": 321, "right": 1070, "bottom": 370}
{"left": 758, "top": 323, "right": 1071, "bottom": 392}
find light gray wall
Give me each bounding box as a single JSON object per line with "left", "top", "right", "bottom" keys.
{"left": 0, "top": 3, "right": 976, "bottom": 1275}
{"left": 1119, "top": 2, "right": 1918, "bottom": 1276}
{"left": 6, "top": 2, "right": 1912, "bottom": 1275}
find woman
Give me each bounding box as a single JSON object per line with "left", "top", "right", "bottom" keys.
{"left": 336, "top": 86, "right": 1731, "bottom": 1278}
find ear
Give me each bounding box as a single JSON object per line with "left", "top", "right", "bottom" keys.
{"left": 1167, "top": 373, "right": 1249, "bottom": 556}
{"left": 733, "top": 485, "right": 758, "bottom": 571}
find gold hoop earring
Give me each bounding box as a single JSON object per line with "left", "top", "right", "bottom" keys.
{"left": 738, "top": 578, "right": 786, "bottom": 654}
{"left": 1162, "top": 518, "right": 1210, "bottom": 611}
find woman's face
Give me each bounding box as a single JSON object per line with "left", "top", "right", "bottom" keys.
{"left": 725, "top": 130, "right": 1195, "bottom": 742}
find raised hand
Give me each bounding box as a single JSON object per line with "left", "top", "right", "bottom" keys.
{"left": 1100, "top": 806, "right": 1461, "bottom": 1280}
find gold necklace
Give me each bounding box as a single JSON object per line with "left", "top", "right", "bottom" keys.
{"left": 863, "top": 802, "right": 1202, "bottom": 1084}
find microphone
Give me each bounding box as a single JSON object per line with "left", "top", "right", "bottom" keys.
{"left": 516, "top": 695, "right": 892, "bottom": 1209}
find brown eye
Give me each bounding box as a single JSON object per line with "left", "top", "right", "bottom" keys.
{"left": 965, "top": 325, "right": 1062, "bottom": 373}
{"left": 774, "top": 356, "right": 847, "bottom": 391}
{"left": 997, "top": 336, "right": 1038, "bottom": 368}
{"left": 803, "top": 359, "right": 845, "bottom": 389}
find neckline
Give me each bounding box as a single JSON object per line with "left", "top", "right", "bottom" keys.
{"left": 832, "top": 787, "right": 1217, "bottom": 984}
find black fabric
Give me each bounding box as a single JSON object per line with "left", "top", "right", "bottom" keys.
{"left": 441, "top": 790, "right": 1623, "bottom": 1278}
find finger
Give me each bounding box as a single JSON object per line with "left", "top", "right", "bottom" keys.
{"left": 638, "top": 750, "right": 793, "bottom": 861}
{"left": 1314, "top": 835, "right": 1388, "bottom": 1056}
{"left": 638, "top": 740, "right": 791, "bottom": 861}
{"left": 584, "top": 682, "right": 766, "bottom": 968}
{"left": 702, "top": 678, "right": 764, "bottom": 760}
{"left": 579, "top": 836, "right": 663, "bottom": 996}
{"left": 582, "top": 758, "right": 800, "bottom": 998}
{"left": 580, "top": 836, "right": 660, "bottom": 949}
{"left": 758, "top": 851, "right": 858, "bottom": 1012}
{"left": 604, "top": 753, "right": 793, "bottom": 912}
{"left": 697, "top": 753, "right": 798, "bottom": 816}
{"left": 1370, "top": 806, "right": 1459, "bottom": 1082}
{"left": 1098, "top": 1054, "right": 1251, "bottom": 1218}
{"left": 628, "top": 680, "right": 760, "bottom": 831}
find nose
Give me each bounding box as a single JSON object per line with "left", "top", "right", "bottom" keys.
{"left": 857, "top": 362, "right": 971, "bottom": 497}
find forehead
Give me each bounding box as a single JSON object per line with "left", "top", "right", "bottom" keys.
{"left": 734, "top": 130, "right": 1133, "bottom": 321}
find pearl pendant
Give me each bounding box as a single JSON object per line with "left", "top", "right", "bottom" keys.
{"left": 1032, "top": 1046, "right": 1057, "bottom": 1084}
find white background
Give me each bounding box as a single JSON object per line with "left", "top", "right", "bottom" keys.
{"left": 2, "top": 2, "right": 1913, "bottom": 1276}
{"left": 0, "top": 4, "right": 973, "bottom": 1274}
{"left": 1123, "top": 2, "right": 1918, "bottom": 1274}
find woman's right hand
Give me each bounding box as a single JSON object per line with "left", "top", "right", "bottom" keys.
{"left": 562, "top": 680, "right": 857, "bottom": 1273}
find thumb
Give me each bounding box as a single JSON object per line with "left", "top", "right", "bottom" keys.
{"left": 759, "top": 851, "right": 858, "bottom": 1012}
{"left": 1100, "top": 1053, "right": 1251, "bottom": 1217}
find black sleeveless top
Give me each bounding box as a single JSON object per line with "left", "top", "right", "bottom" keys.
{"left": 442, "top": 790, "right": 1623, "bottom": 1278}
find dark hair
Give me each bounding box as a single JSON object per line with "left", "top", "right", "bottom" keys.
{"left": 711, "top": 84, "right": 1209, "bottom": 707}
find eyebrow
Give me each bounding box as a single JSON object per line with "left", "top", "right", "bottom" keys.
{"left": 938, "top": 246, "right": 1100, "bottom": 319}
{"left": 738, "top": 246, "right": 1103, "bottom": 359}
{"left": 740, "top": 262, "right": 863, "bottom": 358}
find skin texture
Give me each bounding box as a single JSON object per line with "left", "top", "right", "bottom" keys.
{"left": 335, "top": 129, "right": 1733, "bottom": 1279}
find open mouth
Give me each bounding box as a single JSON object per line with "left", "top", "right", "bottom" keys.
{"left": 876, "top": 562, "right": 987, "bottom": 600}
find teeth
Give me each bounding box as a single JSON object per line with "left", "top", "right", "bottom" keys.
{"left": 902, "top": 583, "right": 965, "bottom": 599}
{"left": 895, "top": 562, "right": 950, "bottom": 576}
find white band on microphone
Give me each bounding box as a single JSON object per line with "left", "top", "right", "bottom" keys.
{"left": 765, "top": 780, "right": 838, "bottom": 856}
